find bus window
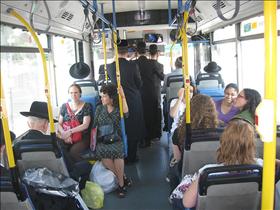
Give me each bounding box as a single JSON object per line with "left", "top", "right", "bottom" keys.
{"left": 212, "top": 42, "right": 237, "bottom": 85}
{"left": 52, "top": 37, "right": 76, "bottom": 105}
{"left": 1, "top": 52, "right": 46, "bottom": 136}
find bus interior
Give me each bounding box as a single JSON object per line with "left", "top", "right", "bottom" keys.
{"left": 1, "top": 0, "right": 280, "bottom": 210}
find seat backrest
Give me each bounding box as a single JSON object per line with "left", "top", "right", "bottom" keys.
{"left": 74, "top": 79, "right": 100, "bottom": 117}
{"left": 256, "top": 136, "right": 280, "bottom": 159}
{"left": 196, "top": 164, "right": 262, "bottom": 210}
{"left": 166, "top": 76, "right": 184, "bottom": 103}
{"left": 13, "top": 139, "right": 69, "bottom": 177}
{"left": 196, "top": 72, "right": 224, "bottom": 88}
{"left": 197, "top": 88, "right": 224, "bottom": 101}
{"left": 182, "top": 128, "right": 223, "bottom": 176}
{"left": 0, "top": 177, "right": 33, "bottom": 210}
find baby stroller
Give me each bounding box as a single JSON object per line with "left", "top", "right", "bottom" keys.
{"left": 22, "top": 167, "right": 89, "bottom": 210}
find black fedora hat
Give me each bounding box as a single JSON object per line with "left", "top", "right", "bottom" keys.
{"left": 149, "top": 44, "right": 159, "bottom": 54}
{"left": 137, "top": 41, "right": 146, "bottom": 54}
{"left": 69, "top": 62, "right": 90, "bottom": 79}
{"left": 20, "top": 101, "right": 58, "bottom": 122}
{"left": 117, "top": 39, "right": 128, "bottom": 48}
{"left": 204, "top": 61, "right": 221, "bottom": 73}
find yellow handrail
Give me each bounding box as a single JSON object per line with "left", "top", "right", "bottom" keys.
{"left": 182, "top": 11, "right": 191, "bottom": 124}
{"left": 112, "top": 31, "right": 124, "bottom": 118}
{"left": 261, "top": 1, "right": 277, "bottom": 209}
{"left": 8, "top": 9, "right": 55, "bottom": 135}
{"left": 0, "top": 74, "right": 16, "bottom": 168}
{"left": 102, "top": 32, "right": 108, "bottom": 83}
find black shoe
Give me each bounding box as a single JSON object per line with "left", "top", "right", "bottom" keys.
{"left": 124, "top": 176, "right": 132, "bottom": 187}
{"left": 117, "top": 185, "right": 126, "bottom": 198}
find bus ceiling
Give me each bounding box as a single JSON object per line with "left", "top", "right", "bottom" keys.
{"left": 0, "top": 1, "right": 278, "bottom": 39}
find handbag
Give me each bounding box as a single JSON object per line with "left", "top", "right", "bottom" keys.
{"left": 62, "top": 103, "right": 82, "bottom": 143}
{"left": 97, "top": 124, "right": 120, "bottom": 144}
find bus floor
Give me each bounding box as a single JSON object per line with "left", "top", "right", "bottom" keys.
{"left": 102, "top": 132, "right": 173, "bottom": 210}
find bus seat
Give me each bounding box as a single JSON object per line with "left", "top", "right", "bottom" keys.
{"left": 0, "top": 177, "right": 34, "bottom": 210}
{"left": 13, "top": 138, "right": 69, "bottom": 177}
{"left": 197, "top": 88, "right": 224, "bottom": 101}
{"left": 74, "top": 79, "right": 100, "bottom": 117}
{"left": 196, "top": 164, "right": 262, "bottom": 210}
{"left": 166, "top": 75, "right": 183, "bottom": 103}
{"left": 196, "top": 72, "right": 224, "bottom": 89}
{"left": 182, "top": 128, "right": 223, "bottom": 176}
{"left": 256, "top": 136, "right": 280, "bottom": 159}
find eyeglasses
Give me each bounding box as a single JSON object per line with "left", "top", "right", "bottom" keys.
{"left": 237, "top": 94, "right": 246, "bottom": 99}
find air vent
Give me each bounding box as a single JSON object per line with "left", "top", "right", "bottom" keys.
{"left": 196, "top": 15, "right": 203, "bottom": 22}
{"left": 212, "top": 1, "right": 226, "bottom": 10}
{"left": 61, "top": 11, "right": 74, "bottom": 21}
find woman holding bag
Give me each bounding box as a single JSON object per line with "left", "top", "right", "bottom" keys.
{"left": 58, "top": 83, "right": 92, "bottom": 162}
{"left": 93, "top": 83, "right": 131, "bottom": 198}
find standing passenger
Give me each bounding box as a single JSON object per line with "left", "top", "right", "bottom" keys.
{"left": 107, "top": 39, "right": 145, "bottom": 164}
{"left": 215, "top": 83, "right": 239, "bottom": 126}
{"left": 149, "top": 44, "right": 164, "bottom": 140}
{"left": 136, "top": 41, "right": 158, "bottom": 148}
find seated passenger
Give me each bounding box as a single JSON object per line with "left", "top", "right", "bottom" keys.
{"left": 169, "top": 81, "right": 196, "bottom": 136}
{"left": 93, "top": 83, "right": 131, "bottom": 198}
{"left": 18, "top": 101, "right": 91, "bottom": 189}
{"left": 0, "top": 119, "right": 16, "bottom": 176}
{"left": 58, "top": 83, "right": 92, "bottom": 162}
{"left": 167, "top": 94, "right": 219, "bottom": 194}
{"left": 232, "top": 88, "right": 261, "bottom": 125}
{"left": 171, "top": 119, "right": 262, "bottom": 209}
{"left": 162, "top": 56, "right": 183, "bottom": 94}
{"left": 215, "top": 83, "right": 239, "bottom": 126}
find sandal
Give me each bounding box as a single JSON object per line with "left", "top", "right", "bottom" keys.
{"left": 124, "top": 176, "right": 132, "bottom": 187}
{"left": 117, "top": 185, "right": 126, "bottom": 198}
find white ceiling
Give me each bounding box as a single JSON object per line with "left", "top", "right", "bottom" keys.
{"left": 0, "top": 0, "right": 278, "bottom": 39}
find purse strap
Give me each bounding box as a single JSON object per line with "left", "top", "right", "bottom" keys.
{"left": 66, "top": 103, "right": 79, "bottom": 121}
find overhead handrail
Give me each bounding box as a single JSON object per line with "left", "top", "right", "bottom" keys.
{"left": 216, "top": 0, "right": 240, "bottom": 21}
{"left": 111, "top": 0, "right": 128, "bottom": 157}
{"left": 0, "top": 74, "right": 22, "bottom": 200}
{"left": 80, "top": 0, "right": 113, "bottom": 30}
{"left": 7, "top": 9, "right": 56, "bottom": 143}
{"left": 261, "top": 1, "right": 277, "bottom": 210}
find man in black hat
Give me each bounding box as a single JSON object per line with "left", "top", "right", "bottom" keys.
{"left": 107, "top": 39, "right": 145, "bottom": 164}
{"left": 15, "top": 101, "right": 91, "bottom": 187}
{"left": 135, "top": 41, "right": 161, "bottom": 148}
{"left": 149, "top": 44, "right": 164, "bottom": 140}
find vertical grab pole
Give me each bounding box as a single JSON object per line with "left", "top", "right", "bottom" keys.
{"left": 101, "top": 3, "right": 108, "bottom": 84}
{"left": 261, "top": 1, "right": 277, "bottom": 210}
{"left": 7, "top": 9, "right": 56, "bottom": 140}
{"left": 112, "top": 0, "right": 128, "bottom": 157}
{"left": 181, "top": 2, "right": 192, "bottom": 150}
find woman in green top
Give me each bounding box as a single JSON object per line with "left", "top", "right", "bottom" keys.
{"left": 232, "top": 88, "right": 261, "bottom": 125}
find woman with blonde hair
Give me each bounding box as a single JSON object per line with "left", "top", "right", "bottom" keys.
{"left": 170, "top": 119, "right": 263, "bottom": 210}
{"left": 168, "top": 94, "right": 219, "bottom": 196}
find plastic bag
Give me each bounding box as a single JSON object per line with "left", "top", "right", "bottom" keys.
{"left": 22, "top": 167, "right": 79, "bottom": 197}
{"left": 81, "top": 181, "right": 104, "bottom": 209}
{"left": 90, "top": 161, "right": 118, "bottom": 193}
